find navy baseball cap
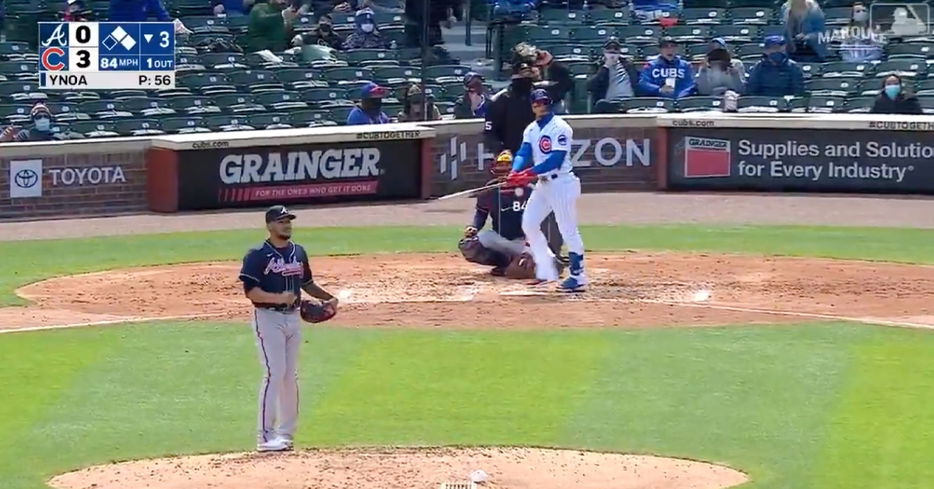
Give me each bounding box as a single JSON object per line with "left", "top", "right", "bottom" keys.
{"left": 764, "top": 35, "right": 786, "bottom": 48}
{"left": 531, "top": 88, "right": 552, "bottom": 105}
{"left": 709, "top": 37, "right": 727, "bottom": 49}
{"left": 360, "top": 82, "right": 389, "bottom": 99}
{"left": 265, "top": 205, "right": 296, "bottom": 223}
{"left": 659, "top": 36, "right": 678, "bottom": 47}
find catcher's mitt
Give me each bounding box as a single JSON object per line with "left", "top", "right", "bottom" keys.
{"left": 300, "top": 299, "right": 337, "bottom": 324}
{"left": 504, "top": 253, "right": 536, "bottom": 279}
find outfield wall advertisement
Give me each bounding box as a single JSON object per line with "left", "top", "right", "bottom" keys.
{"left": 667, "top": 128, "right": 934, "bottom": 194}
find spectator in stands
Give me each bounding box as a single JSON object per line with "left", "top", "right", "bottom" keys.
{"left": 343, "top": 8, "right": 388, "bottom": 49}
{"left": 745, "top": 36, "right": 805, "bottom": 97}
{"left": 0, "top": 104, "right": 68, "bottom": 142}
{"left": 871, "top": 75, "right": 923, "bottom": 114}
{"left": 638, "top": 37, "right": 695, "bottom": 99}
{"left": 631, "top": 0, "right": 681, "bottom": 24}
{"left": 840, "top": 2, "right": 883, "bottom": 62}
{"left": 587, "top": 37, "right": 639, "bottom": 114}
{"left": 695, "top": 44, "right": 745, "bottom": 96}
{"left": 781, "top": 0, "right": 828, "bottom": 62}
{"left": 311, "top": 1, "right": 353, "bottom": 17}
{"left": 454, "top": 72, "right": 489, "bottom": 119}
{"left": 707, "top": 38, "right": 746, "bottom": 78}
{"left": 397, "top": 84, "right": 443, "bottom": 121}
{"left": 247, "top": 0, "right": 302, "bottom": 53}
{"left": 347, "top": 82, "right": 391, "bottom": 124}
{"left": 300, "top": 13, "right": 345, "bottom": 49}
{"left": 362, "top": 0, "right": 404, "bottom": 14}
{"left": 534, "top": 48, "right": 573, "bottom": 113}
{"left": 213, "top": 0, "right": 253, "bottom": 17}
{"left": 404, "top": 0, "right": 461, "bottom": 48}
{"left": 484, "top": 61, "right": 538, "bottom": 154}
{"left": 63, "top": 0, "right": 91, "bottom": 21}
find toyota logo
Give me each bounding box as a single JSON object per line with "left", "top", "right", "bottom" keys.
{"left": 14, "top": 169, "right": 39, "bottom": 188}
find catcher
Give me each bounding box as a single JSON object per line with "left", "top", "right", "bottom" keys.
{"left": 460, "top": 150, "right": 564, "bottom": 278}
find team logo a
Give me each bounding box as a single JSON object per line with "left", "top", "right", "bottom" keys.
{"left": 264, "top": 257, "right": 303, "bottom": 276}
{"left": 683, "top": 136, "right": 731, "bottom": 178}
{"left": 41, "top": 23, "right": 68, "bottom": 47}
{"left": 539, "top": 135, "right": 553, "bottom": 153}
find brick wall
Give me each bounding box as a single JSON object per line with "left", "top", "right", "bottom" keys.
{"left": 426, "top": 116, "right": 659, "bottom": 197}
{"left": 0, "top": 144, "right": 148, "bottom": 221}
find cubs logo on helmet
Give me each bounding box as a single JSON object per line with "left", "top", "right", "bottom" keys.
{"left": 530, "top": 89, "right": 552, "bottom": 105}
{"left": 539, "top": 135, "right": 552, "bottom": 153}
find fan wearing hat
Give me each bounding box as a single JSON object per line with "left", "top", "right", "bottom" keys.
{"left": 346, "top": 82, "right": 391, "bottom": 125}
{"left": 397, "top": 83, "right": 442, "bottom": 122}
{"left": 587, "top": 37, "right": 640, "bottom": 113}
{"left": 0, "top": 103, "right": 64, "bottom": 142}
{"left": 454, "top": 72, "right": 489, "bottom": 119}
{"left": 745, "top": 35, "right": 805, "bottom": 97}
{"left": 694, "top": 38, "right": 745, "bottom": 96}
{"left": 637, "top": 37, "right": 696, "bottom": 99}
{"left": 342, "top": 8, "right": 388, "bottom": 49}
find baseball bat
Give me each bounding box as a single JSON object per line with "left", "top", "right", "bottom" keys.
{"left": 435, "top": 181, "right": 506, "bottom": 201}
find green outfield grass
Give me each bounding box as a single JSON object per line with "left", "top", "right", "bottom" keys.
{"left": 1, "top": 224, "right": 932, "bottom": 489}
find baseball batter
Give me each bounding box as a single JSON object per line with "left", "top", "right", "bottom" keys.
{"left": 507, "top": 89, "right": 587, "bottom": 292}
{"left": 238, "top": 205, "right": 338, "bottom": 452}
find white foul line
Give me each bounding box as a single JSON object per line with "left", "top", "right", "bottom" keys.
{"left": 0, "top": 312, "right": 230, "bottom": 335}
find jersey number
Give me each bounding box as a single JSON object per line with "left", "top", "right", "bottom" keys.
{"left": 512, "top": 201, "right": 527, "bottom": 212}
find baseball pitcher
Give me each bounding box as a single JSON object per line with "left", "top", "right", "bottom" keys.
{"left": 238, "top": 205, "right": 338, "bottom": 452}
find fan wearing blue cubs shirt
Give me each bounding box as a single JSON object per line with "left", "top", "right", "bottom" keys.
{"left": 506, "top": 89, "right": 587, "bottom": 292}
{"left": 638, "top": 37, "right": 696, "bottom": 99}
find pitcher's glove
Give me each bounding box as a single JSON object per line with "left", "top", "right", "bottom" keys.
{"left": 504, "top": 253, "right": 537, "bottom": 279}
{"left": 300, "top": 299, "right": 337, "bottom": 324}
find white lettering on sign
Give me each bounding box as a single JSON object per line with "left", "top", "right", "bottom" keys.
{"left": 220, "top": 148, "right": 382, "bottom": 184}
{"left": 571, "top": 138, "right": 651, "bottom": 168}
{"left": 49, "top": 166, "right": 126, "bottom": 186}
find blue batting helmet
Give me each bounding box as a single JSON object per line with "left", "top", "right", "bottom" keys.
{"left": 530, "top": 88, "right": 552, "bottom": 106}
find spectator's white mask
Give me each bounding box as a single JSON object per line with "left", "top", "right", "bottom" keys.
{"left": 361, "top": 23, "right": 375, "bottom": 33}
{"left": 853, "top": 9, "right": 868, "bottom": 22}
{"left": 604, "top": 51, "right": 620, "bottom": 64}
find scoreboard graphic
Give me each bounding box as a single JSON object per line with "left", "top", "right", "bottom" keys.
{"left": 39, "top": 22, "right": 175, "bottom": 90}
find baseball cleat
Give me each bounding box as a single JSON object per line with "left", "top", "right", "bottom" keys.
{"left": 558, "top": 275, "right": 587, "bottom": 292}
{"left": 257, "top": 437, "right": 292, "bottom": 452}
{"left": 490, "top": 266, "right": 506, "bottom": 277}
{"left": 527, "top": 278, "right": 554, "bottom": 286}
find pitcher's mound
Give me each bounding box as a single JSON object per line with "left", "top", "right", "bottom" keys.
{"left": 49, "top": 446, "right": 748, "bottom": 489}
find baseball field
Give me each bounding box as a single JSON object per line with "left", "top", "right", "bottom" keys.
{"left": 1, "top": 193, "right": 932, "bottom": 489}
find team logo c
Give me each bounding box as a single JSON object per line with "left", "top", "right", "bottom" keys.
{"left": 539, "top": 135, "right": 552, "bottom": 153}
{"left": 41, "top": 47, "right": 65, "bottom": 71}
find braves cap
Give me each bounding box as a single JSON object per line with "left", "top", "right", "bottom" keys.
{"left": 360, "top": 82, "right": 388, "bottom": 99}
{"left": 531, "top": 88, "right": 552, "bottom": 105}
{"left": 764, "top": 35, "right": 786, "bottom": 48}
{"left": 265, "top": 205, "right": 296, "bottom": 223}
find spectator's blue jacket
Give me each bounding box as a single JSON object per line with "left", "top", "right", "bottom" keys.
{"left": 638, "top": 56, "right": 696, "bottom": 99}
{"left": 109, "top": 0, "right": 171, "bottom": 21}
{"left": 781, "top": 2, "right": 828, "bottom": 60}
{"left": 745, "top": 55, "right": 805, "bottom": 97}
{"left": 347, "top": 106, "right": 390, "bottom": 125}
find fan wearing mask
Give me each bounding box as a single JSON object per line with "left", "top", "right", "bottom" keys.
{"left": 745, "top": 36, "right": 805, "bottom": 97}
{"left": 695, "top": 41, "right": 745, "bottom": 96}
{"left": 871, "top": 75, "right": 922, "bottom": 114}
{"left": 342, "top": 8, "right": 387, "bottom": 49}
{"left": 300, "top": 13, "right": 344, "bottom": 49}
{"left": 0, "top": 103, "right": 67, "bottom": 142}
{"left": 840, "top": 2, "right": 882, "bottom": 62}
{"left": 587, "top": 37, "right": 639, "bottom": 113}
{"left": 346, "top": 82, "right": 391, "bottom": 125}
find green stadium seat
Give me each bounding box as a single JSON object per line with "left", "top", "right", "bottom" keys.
{"left": 77, "top": 99, "right": 121, "bottom": 114}
{"left": 680, "top": 8, "right": 726, "bottom": 25}
{"left": 161, "top": 116, "right": 210, "bottom": 133}
{"left": 914, "top": 78, "right": 934, "bottom": 95}
{"left": 710, "top": 25, "right": 758, "bottom": 44}
{"left": 0, "top": 103, "right": 30, "bottom": 121}
{"left": 249, "top": 112, "right": 293, "bottom": 129}
{"left": 0, "top": 61, "right": 35, "bottom": 79}
{"left": 372, "top": 66, "right": 421, "bottom": 84}
{"left": 114, "top": 118, "right": 164, "bottom": 136}
{"left": 729, "top": 0, "right": 774, "bottom": 6}
{"left": 803, "top": 95, "right": 846, "bottom": 113}
{"left": 540, "top": 9, "right": 585, "bottom": 25}
{"left": 564, "top": 61, "right": 593, "bottom": 77}
{"left": 621, "top": 97, "right": 673, "bottom": 113}
{"left": 253, "top": 91, "right": 308, "bottom": 110}
{"left": 343, "top": 49, "right": 398, "bottom": 66}
{"left": 328, "top": 106, "right": 355, "bottom": 124}
{"left": 873, "top": 60, "right": 928, "bottom": 79}
{"left": 734, "top": 43, "right": 764, "bottom": 60}
{"left": 226, "top": 69, "right": 283, "bottom": 91}
{"left": 227, "top": 15, "right": 251, "bottom": 34}
{"left": 373, "top": 11, "right": 405, "bottom": 27}
{"left": 569, "top": 26, "right": 616, "bottom": 44}
{"left": 806, "top": 77, "right": 862, "bottom": 97}
{"left": 886, "top": 43, "right": 934, "bottom": 59}
{"left": 737, "top": 95, "right": 788, "bottom": 112}
{"left": 289, "top": 109, "right": 332, "bottom": 127}
{"left": 664, "top": 26, "right": 711, "bottom": 43}
{"left": 69, "top": 120, "right": 119, "bottom": 138}
{"left": 301, "top": 88, "right": 348, "bottom": 103}
{"left": 204, "top": 114, "right": 255, "bottom": 131}
{"left": 117, "top": 97, "right": 164, "bottom": 113}
{"left": 821, "top": 61, "right": 872, "bottom": 78}
{"left": 588, "top": 8, "right": 629, "bottom": 25}
{"left": 823, "top": 7, "right": 852, "bottom": 26}
{"left": 676, "top": 96, "right": 723, "bottom": 112}
{"left": 526, "top": 25, "right": 569, "bottom": 44}
{"left": 200, "top": 53, "right": 249, "bottom": 70}
{"left": 45, "top": 101, "right": 77, "bottom": 115}
{"left": 422, "top": 65, "right": 472, "bottom": 83}
{"left": 844, "top": 96, "right": 876, "bottom": 113}
{"left": 275, "top": 68, "right": 326, "bottom": 89}
{"left": 176, "top": 54, "right": 207, "bottom": 72}
{"left": 617, "top": 25, "right": 661, "bottom": 44}
{"left": 0, "top": 42, "right": 32, "bottom": 60}
{"left": 797, "top": 61, "right": 823, "bottom": 79}
{"left": 918, "top": 96, "right": 934, "bottom": 114}
{"left": 684, "top": 43, "right": 710, "bottom": 60}
{"left": 730, "top": 7, "right": 771, "bottom": 25}
{"left": 323, "top": 67, "right": 375, "bottom": 84}
{"left": 182, "top": 16, "right": 230, "bottom": 34}
{"left": 164, "top": 95, "right": 213, "bottom": 112}
{"left": 60, "top": 91, "right": 101, "bottom": 103}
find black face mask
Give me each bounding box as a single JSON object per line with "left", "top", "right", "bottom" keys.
{"left": 512, "top": 77, "right": 533, "bottom": 93}
{"left": 362, "top": 98, "right": 383, "bottom": 111}
{"left": 319, "top": 23, "right": 331, "bottom": 32}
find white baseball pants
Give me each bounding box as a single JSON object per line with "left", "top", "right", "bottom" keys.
{"left": 252, "top": 308, "right": 301, "bottom": 444}
{"left": 521, "top": 173, "right": 585, "bottom": 281}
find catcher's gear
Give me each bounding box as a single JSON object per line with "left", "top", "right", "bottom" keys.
{"left": 491, "top": 150, "right": 513, "bottom": 176}
{"left": 300, "top": 299, "right": 337, "bottom": 323}
{"left": 459, "top": 236, "right": 508, "bottom": 267}
{"left": 464, "top": 225, "right": 478, "bottom": 238}
{"left": 504, "top": 253, "right": 536, "bottom": 279}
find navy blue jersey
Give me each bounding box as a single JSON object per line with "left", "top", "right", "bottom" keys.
{"left": 472, "top": 184, "right": 530, "bottom": 240}
{"left": 239, "top": 240, "right": 313, "bottom": 304}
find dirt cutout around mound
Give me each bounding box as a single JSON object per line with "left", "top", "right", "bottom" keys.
{"left": 1, "top": 252, "right": 932, "bottom": 331}
{"left": 48, "top": 446, "right": 749, "bottom": 489}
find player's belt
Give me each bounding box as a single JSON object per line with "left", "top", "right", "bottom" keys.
{"left": 537, "top": 173, "right": 564, "bottom": 182}
{"left": 253, "top": 302, "right": 298, "bottom": 312}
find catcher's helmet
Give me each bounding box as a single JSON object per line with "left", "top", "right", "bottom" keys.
{"left": 531, "top": 88, "right": 552, "bottom": 106}
{"left": 491, "top": 150, "right": 512, "bottom": 176}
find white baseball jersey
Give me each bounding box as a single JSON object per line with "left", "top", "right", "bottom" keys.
{"left": 521, "top": 115, "right": 574, "bottom": 177}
